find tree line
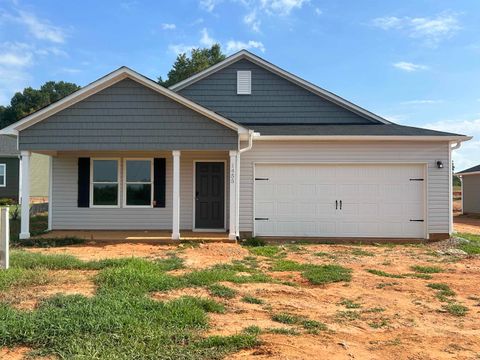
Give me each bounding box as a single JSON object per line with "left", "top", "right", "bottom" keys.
{"left": 0, "top": 44, "right": 225, "bottom": 129}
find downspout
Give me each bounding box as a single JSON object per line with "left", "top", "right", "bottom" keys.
{"left": 449, "top": 141, "right": 462, "bottom": 235}
{"left": 235, "top": 130, "right": 255, "bottom": 238}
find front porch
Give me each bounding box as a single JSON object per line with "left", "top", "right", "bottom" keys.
{"left": 33, "top": 230, "right": 233, "bottom": 244}
{"left": 20, "top": 149, "right": 241, "bottom": 241}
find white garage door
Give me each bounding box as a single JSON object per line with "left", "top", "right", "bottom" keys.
{"left": 254, "top": 164, "right": 425, "bottom": 238}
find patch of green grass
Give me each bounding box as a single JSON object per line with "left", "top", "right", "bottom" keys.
{"left": 427, "top": 283, "right": 456, "bottom": 302}
{"left": 368, "top": 319, "right": 389, "bottom": 328}
{"left": 351, "top": 249, "right": 375, "bottom": 257}
{"left": 12, "top": 236, "right": 86, "bottom": 248}
{"left": 266, "top": 327, "right": 300, "bottom": 335}
{"left": 339, "top": 299, "right": 361, "bottom": 309}
{"left": 248, "top": 245, "right": 285, "bottom": 258}
{"left": 271, "top": 313, "right": 302, "bottom": 325}
{"left": 208, "top": 284, "right": 237, "bottom": 299}
{"left": 10, "top": 213, "right": 48, "bottom": 241}
{"left": 335, "top": 310, "right": 361, "bottom": 322}
{"left": 409, "top": 273, "right": 433, "bottom": 280}
{"left": 243, "top": 326, "right": 261, "bottom": 336}
{"left": 313, "top": 251, "right": 336, "bottom": 259}
{"left": 410, "top": 265, "right": 443, "bottom": 274}
{"left": 241, "top": 296, "right": 264, "bottom": 305}
{"left": 0, "top": 254, "right": 263, "bottom": 359}
{"left": 0, "top": 268, "right": 48, "bottom": 291}
{"left": 241, "top": 237, "right": 266, "bottom": 247}
{"left": 456, "top": 233, "right": 480, "bottom": 254}
{"left": 284, "top": 244, "right": 307, "bottom": 254}
{"left": 442, "top": 303, "right": 468, "bottom": 317}
{"left": 366, "top": 269, "right": 404, "bottom": 279}
{"left": 272, "top": 260, "right": 352, "bottom": 285}
{"left": 301, "top": 319, "right": 327, "bottom": 332}
{"left": 427, "top": 283, "right": 451, "bottom": 291}
{"left": 363, "top": 307, "right": 386, "bottom": 313}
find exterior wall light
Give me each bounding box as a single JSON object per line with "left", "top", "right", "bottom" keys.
{"left": 436, "top": 160, "right": 444, "bottom": 169}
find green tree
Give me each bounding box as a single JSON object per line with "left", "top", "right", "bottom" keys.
{"left": 0, "top": 81, "right": 80, "bottom": 129}
{"left": 158, "top": 44, "right": 226, "bottom": 87}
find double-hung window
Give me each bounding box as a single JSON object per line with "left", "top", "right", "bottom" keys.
{"left": 124, "top": 159, "right": 153, "bottom": 207}
{"left": 91, "top": 159, "right": 119, "bottom": 207}
{"left": 0, "top": 164, "right": 5, "bottom": 187}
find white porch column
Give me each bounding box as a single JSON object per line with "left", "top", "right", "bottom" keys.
{"left": 172, "top": 150, "right": 181, "bottom": 240}
{"left": 47, "top": 156, "right": 53, "bottom": 231}
{"left": 229, "top": 150, "right": 238, "bottom": 240}
{"left": 20, "top": 151, "right": 31, "bottom": 239}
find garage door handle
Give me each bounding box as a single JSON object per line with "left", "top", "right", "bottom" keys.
{"left": 335, "top": 200, "right": 338, "bottom": 210}
{"left": 339, "top": 200, "right": 342, "bottom": 210}
{"left": 255, "top": 218, "right": 269, "bottom": 221}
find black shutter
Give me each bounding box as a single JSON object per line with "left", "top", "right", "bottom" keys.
{"left": 153, "top": 158, "right": 166, "bottom": 208}
{"left": 78, "top": 157, "right": 90, "bottom": 207}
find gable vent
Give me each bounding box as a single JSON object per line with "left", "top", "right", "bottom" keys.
{"left": 237, "top": 71, "right": 251, "bottom": 95}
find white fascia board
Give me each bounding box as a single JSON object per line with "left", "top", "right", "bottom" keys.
{"left": 254, "top": 135, "right": 473, "bottom": 142}
{"left": 170, "top": 50, "right": 392, "bottom": 125}
{"left": 0, "top": 67, "right": 248, "bottom": 136}
{"left": 457, "top": 171, "right": 480, "bottom": 176}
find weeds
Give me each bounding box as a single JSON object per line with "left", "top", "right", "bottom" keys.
{"left": 366, "top": 269, "right": 404, "bottom": 279}
{"left": 272, "top": 260, "right": 351, "bottom": 285}
{"left": 442, "top": 303, "right": 468, "bottom": 317}
{"left": 339, "top": 299, "right": 361, "bottom": 309}
{"left": 241, "top": 296, "right": 264, "bottom": 305}
{"left": 410, "top": 265, "right": 443, "bottom": 274}
{"left": 208, "top": 284, "right": 237, "bottom": 299}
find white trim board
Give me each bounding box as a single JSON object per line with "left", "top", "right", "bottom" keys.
{"left": 170, "top": 50, "right": 392, "bottom": 125}
{"left": 0, "top": 67, "right": 249, "bottom": 137}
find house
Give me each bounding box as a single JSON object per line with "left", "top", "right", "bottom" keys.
{"left": 0, "top": 50, "right": 471, "bottom": 241}
{"left": 0, "top": 135, "right": 49, "bottom": 203}
{"left": 456, "top": 165, "right": 480, "bottom": 214}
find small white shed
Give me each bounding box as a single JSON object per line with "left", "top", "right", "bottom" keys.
{"left": 457, "top": 164, "right": 480, "bottom": 214}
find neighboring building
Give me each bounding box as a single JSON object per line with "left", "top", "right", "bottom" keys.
{"left": 457, "top": 164, "right": 480, "bottom": 214}
{"left": 0, "top": 135, "right": 49, "bottom": 203}
{"left": 0, "top": 50, "right": 471, "bottom": 240}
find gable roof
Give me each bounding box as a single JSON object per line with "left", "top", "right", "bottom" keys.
{"left": 457, "top": 164, "right": 480, "bottom": 175}
{"left": 0, "top": 67, "right": 249, "bottom": 137}
{"left": 170, "top": 50, "right": 392, "bottom": 125}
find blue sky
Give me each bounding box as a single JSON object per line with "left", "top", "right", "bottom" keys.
{"left": 0, "top": 0, "right": 479, "bottom": 170}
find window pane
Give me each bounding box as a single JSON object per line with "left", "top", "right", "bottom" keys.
{"left": 126, "top": 184, "right": 151, "bottom": 206}
{"left": 0, "top": 175, "right": 4, "bottom": 185}
{"left": 126, "top": 160, "right": 151, "bottom": 182}
{"left": 93, "top": 184, "right": 118, "bottom": 205}
{"left": 0, "top": 165, "right": 5, "bottom": 176}
{"left": 93, "top": 160, "right": 118, "bottom": 182}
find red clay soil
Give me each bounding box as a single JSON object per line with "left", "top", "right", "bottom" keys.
{"left": 454, "top": 214, "right": 480, "bottom": 235}
{"left": 10, "top": 241, "right": 480, "bottom": 359}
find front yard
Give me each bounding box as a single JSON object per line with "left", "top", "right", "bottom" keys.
{"left": 1, "top": 229, "right": 479, "bottom": 360}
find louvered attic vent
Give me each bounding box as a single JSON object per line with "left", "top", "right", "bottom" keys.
{"left": 237, "top": 70, "right": 251, "bottom": 94}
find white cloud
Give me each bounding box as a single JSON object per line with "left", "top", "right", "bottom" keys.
{"left": 0, "top": 42, "right": 33, "bottom": 104}
{"left": 393, "top": 61, "right": 429, "bottom": 72}
{"left": 200, "top": 28, "right": 216, "bottom": 46}
{"left": 168, "top": 43, "right": 196, "bottom": 55}
{"left": 161, "top": 23, "right": 176, "bottom": 30}
{"left": 315, "top": 8, "right": 322, "bottom": 16}
{"left": 259, "top": 0, "right": 308, "bottom": 16}
{"left": 226, "top": 40, "right": 265, "bottom": 53}
{"left": 199, "top": 0, "right": 221, "bottom": 12}
{"left": 17, "top": 10, "right": 66, "bottom": 43}
{"left": 244, "top": 10, "right": 261, "bottom": 32}
{"left": 372, "top": 12, "right": 460, "bottom": 46}
{"left": 422, "top": 118, "right": 480, "bottom": 170}
{"left": 402, "top": 99, "right": 443, "bottom": 105}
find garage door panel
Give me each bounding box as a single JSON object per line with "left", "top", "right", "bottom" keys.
{"left": 255, "top": 164, "right": 425, "bottom": 238}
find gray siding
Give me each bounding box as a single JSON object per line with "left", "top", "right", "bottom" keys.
{"left": 19, "top": 79, "right": 238, "bottom": 151}
{"left": 51, "top": 151, "right": 230, "bottom": 230}
{"left": 179, "top": 59, "right": 376, "bottom": 125}
{"left": 463, "top": 175, "right": 480, "bottom": 214}
{"left": 238, "top": 141, "right": 450, "bottom": 235}
{"left": 0, "top": 157, "right": 19, "bottom": 200}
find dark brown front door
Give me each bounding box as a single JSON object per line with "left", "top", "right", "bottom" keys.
{"left": 195, "top": 162, "right": 225, "bottom": 229}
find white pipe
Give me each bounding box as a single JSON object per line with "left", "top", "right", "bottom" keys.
{"left": 235, "top": 130, "right": 255, "bottom": 238}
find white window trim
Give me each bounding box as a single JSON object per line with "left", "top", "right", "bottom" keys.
{"left": 90, "top": 158, "right": 121, "bottom": 208}
{"left": 0, "top": 164, "right": 5, "bottom": 187}
{"left": 122, "top": 158, "right": 154, "bottom": 208}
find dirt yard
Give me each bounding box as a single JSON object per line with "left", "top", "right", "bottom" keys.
{"left": 2, "top": 236, "right": 478, "bottom": 360}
